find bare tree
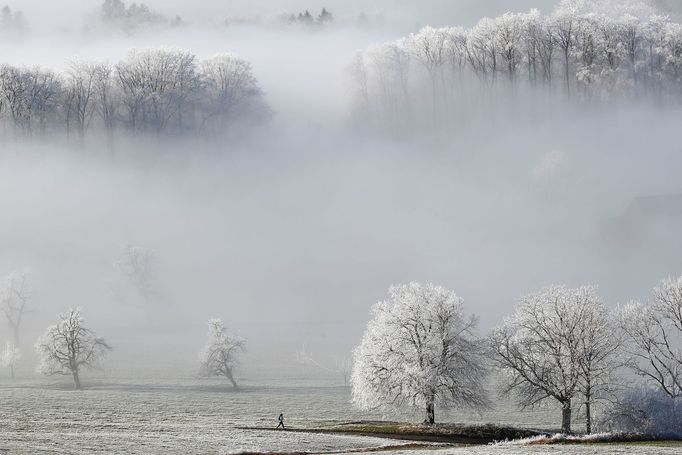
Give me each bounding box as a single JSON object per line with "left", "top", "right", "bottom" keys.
{"left": 336, "top": 357, "right": 352, "bottom": 388}
{"left": 351, "top": 282, "right": 489, "bottom": 424}
{"left": 199, "top": 318, "right": 245, "bottom": 388}
{"left": 407, "top": 27, "right": 448, "bottom": 125}
{"left": 116, "top": 48, "right": 198, "bottom": 133}
{"left": 495, "top": 13, "right": 524, "bottom": 83}
{"left": 491, "top": 285, "right": 614, "bottom": 434}
{"left": 24, "top": 67, "right": 62, "bottom": 135}
{"left": 0, "top": 270, "right": 30, "bottom": 345}
{"left": 523, "top": 9, "right": 543, "bottom": 85}
{"left": 199, "top": 53, "right": 267, "bottom": 135}
{"left": 619, "top": 274, "right": 682, "bottom": 400}
{"left": 64, "top": 60, "right": 99, "bottom": 139}
{"left": 0, "top": 64, "right": 28, "bottom": 135}
{"left": 574, "top": 291, "right": 623, "bottom": 434}
{"left": 93, "top": 62, "right": 119, "bottom": 142}
{"left": 35, "top": 308, "right": 111, "bottom": 389}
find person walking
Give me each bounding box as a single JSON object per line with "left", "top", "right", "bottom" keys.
{"left": 277, "top": 413, "right": 285, "bottom": 429}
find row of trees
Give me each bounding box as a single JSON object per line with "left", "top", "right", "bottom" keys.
{"left": 100, "top": 0, "right": 178, "bottom": 32}
{"left": 351, "top": 277, "right": 682, "bottom": 435}
{"left": 0, "top": 251, "right": 245, "bottom": 389}
{"left": 0, "top": 308, "right": 244, "bottom": 390}
{"left": 0, "top": 49, "right": 269, "bottom": 141}
{"left": 281, "top": 8, "right": 334, "bottom": 28}
{"left": 348, "top": 0, "right": 682, "bottom": 135}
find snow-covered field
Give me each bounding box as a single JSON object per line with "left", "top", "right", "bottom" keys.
{"left": 0, "top": 378, "right": 678, "bottom": 454}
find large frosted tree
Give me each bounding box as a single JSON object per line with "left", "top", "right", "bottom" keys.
{"left": 351, "top": 282, "right": 489, "bottom": 424}
{"left": 619, "top": 274, "right": 682, "bottom": 399}
{"left": 35, "top": 308, "right": 111, "bottom": 390}
{"left": 491, "top": 285, "right": 619, "bottom": 434}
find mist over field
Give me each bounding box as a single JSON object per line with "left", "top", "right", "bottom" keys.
{"left": 0, "top": 0, "right": 679, "bottom": 380}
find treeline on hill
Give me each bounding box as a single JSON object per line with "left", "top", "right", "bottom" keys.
{"left": 225, "top": 9, "right": 385, "bottom": 30}
{"left": 0, "top": 49, "right": 270, "bottom": 143}
{"left": 348, "top": 0, "right": 682, "bottom": 136}
{"left": 101, "top": 0, "right": 184, "bottom": 32}
{"left": 283, "top": 8, "right": 334, "bottom": 27}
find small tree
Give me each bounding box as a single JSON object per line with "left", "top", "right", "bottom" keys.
{"left": 351, "top": 282, "right": 489, "bottom": 424}
{"left": 0, "top": 341, "right": 20, "bottom": 378}
{"left": 35, "top": 308, "right": 111, "bottom": 390}
{"left": 199, "top": 318, "right": 245, "bottom": 388}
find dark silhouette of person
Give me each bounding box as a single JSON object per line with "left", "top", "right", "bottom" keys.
{"left": 277, "top": 413, "right": 285, "bottom": 429}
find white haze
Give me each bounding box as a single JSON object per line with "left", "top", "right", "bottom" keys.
{"left": 0, "top": 0, "right": 681, "bottom": 379}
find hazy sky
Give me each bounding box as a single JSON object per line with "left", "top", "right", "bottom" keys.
{"left": 1, "top": 0, "right": 681, "bottom": 378}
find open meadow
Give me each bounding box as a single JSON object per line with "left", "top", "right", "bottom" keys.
{"left": 1, "top": 377, "right": 680, "bottom": 454}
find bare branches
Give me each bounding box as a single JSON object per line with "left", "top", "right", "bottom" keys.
{"left": 0, "top": 47, "right": 269, "bottom": 142}
{"left": 491, "top": 285, "right": 620, "bottom": 434}
{"left": 348, "top": 4, "right": 682, "bottom": 136}
{"left": 35, "top": 308, "right": 111, "bottom": 389}
{"left": 198, "top": 318, "right": 245, "bottom": 388}
{"left": 618, "top": 274, "right": 682, "bottom": 400}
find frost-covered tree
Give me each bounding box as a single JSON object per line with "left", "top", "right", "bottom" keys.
{"left": 618, "top": 274, "right": 682, "bottom": 399}
{"left": 0, "top": 49, "right": 268, "bottom": 141}
{"left": 495, "top": 12, "right": 525, "bottom": 82}
{"left": 491, "top": 285, "right": 618, "bottom": 434}
{"left": 348, "top": 1, "right": 682, "bottom": 136}
{"left": 92, "top": 62, "right": 119, "bottom": 140}
{"left": 199, "top": 318, "right": 245, "bottom": 388}
{"left": 0, "top": 269, "right": 30, "bottom": 345}
{"left": 64, "top": 60, "right": 99, "bottom": 138}
{"left": 115, "top": 48, "right": 198, "bottom": 133}
{"left": 407, "top": 26, "right": 447, "bottom": 105}
{"left": 0, "top": 65, "right": 62, "bottom": 136}
{"left": 35, "top": 308, "right": 111, "bottom": 390}
{"left": 0, "top": 341, "right": 20, "bottom": 378}
{"left": 199, "top": 53, "right": 268, "bottom": 134}
{"left": 351, "top": 282, "right": 489, "bottom": 424}
{"left": 573, "top": 290, "right": 623, "bottom": 434}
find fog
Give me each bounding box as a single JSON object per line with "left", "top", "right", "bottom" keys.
{"left": 1, "top": 0, "right": 681, "bottom": 380}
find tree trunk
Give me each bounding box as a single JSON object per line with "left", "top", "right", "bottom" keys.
{"left": 564, "top": 48, "right": 571, "bottom": 98}
{"left": 584, "top": 379, "right": 592, "bottom": 435}
{"left": 10, "top": 365, "right": 14, "bottom": 379}
{"left": 425, "top": 397, "right": 435, "bottom": 424}
{"left": 72, "top": 369, "right": 82, "bottom": 390}
{"left": 226, "top": 370, "right": 238, "bottom": 389}
{"left": 561, "top": 400, "right": 572, "bottom": 434}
